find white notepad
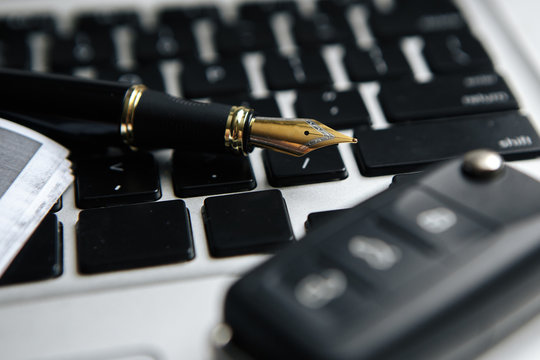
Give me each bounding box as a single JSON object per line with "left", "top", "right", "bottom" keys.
{"left": 0, "top": 118, "right": 72, "bottom": 275}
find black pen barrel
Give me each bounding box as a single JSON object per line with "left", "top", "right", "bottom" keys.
{"left": 0, "top": 69, "right": 357, "bottom": 155}
{"left": 131, "top": 89, "right": 233, "bottom": 152}
{"left": 0, "top": 68, "right": 129, "bottom": 124}
{"left": 0, "top": 68, "right": 243, "bottom": 153}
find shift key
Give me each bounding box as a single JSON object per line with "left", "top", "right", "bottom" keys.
{"left": 379, "top": 73, "right": 519, "bottom": 122}
{"left": 353, "top": 111, "right": 540, "bottom": 176}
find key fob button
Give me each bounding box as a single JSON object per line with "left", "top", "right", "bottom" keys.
{"left": 294, "top": 268, "right": 348, "bottom": 309}
{"left": 380, "top": 187, "right": 493, "bottom": 253}
{"left": 347, "top": 235, "right": 402, "bottom": 270}
{"left": 318, "top": 217, "right": 434, "bottom": 292}
{"left": 262, "top": 254, "right": 373, "bottom": 332}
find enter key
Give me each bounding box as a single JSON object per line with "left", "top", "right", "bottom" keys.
{"left": 378, "top": 73, "right": 519, "bottom": 122}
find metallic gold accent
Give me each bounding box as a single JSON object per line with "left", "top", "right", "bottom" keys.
{"left": 248, "top": 117, "right": 357, "bottom": 156}
{"left": 224, "top": 106, "right": 254, "bottom": 155}
{"left": 120, "top": 84, "right": 147, "bottom": 146}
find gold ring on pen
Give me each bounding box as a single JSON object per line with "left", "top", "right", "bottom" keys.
{"left": 120, "top": 84, "right": 147, "bottom": 146}
{"left": 224, "top": 106, "right": 254, "bottom": 155}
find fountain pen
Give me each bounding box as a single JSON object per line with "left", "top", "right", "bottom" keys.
{"left": 0, "top": 68, "right": 356, "bottom": 156}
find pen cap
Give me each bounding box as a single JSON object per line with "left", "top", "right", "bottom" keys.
{"left": 130, "top": 89, "right": 233, "bottom": 152}
{"left": 0, "top": 68, "right": 129, "bottom": 124}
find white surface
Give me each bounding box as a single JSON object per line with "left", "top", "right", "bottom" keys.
{"left": 0, "top": 275, "right": 236, "bottom": 360}
{"left": 1, "top": 0, "right": 540, "bottom": 359}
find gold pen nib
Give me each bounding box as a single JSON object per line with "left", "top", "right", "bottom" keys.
{"left": 248, "top": 117, "right": 358, "bottom": 156}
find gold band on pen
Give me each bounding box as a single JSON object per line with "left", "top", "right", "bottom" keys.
{"left": 120, "top": 84, "right": 147, "bottom": 146}
{"left": 224, "top": 106, "right": 254, "bottom": 155}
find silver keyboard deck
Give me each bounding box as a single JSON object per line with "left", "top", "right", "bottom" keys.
{"left": 1, "top": 0, "right": 540, "bottom": 359}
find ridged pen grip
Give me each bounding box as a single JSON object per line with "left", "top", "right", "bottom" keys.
{"left": 131, "top": 90, "right": 233, "bottom": 152}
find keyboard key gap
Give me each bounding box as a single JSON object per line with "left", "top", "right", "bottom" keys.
{"left": 400, "top": 36, "right": 433, "bottom": 83}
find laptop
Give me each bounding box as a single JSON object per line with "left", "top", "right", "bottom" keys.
{"left": 1, "top": 0, "right": 540, "bottom": 359}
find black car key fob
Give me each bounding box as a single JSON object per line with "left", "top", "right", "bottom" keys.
{"left": 219, "top": 150, "right": 540, "bottom": 360}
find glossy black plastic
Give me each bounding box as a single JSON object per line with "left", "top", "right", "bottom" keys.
{"left": 0, "top": 68, "right": 235, "bottom": 152}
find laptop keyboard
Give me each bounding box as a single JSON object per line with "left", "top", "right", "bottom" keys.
{"left": 1, "top": 0, "right": 539, "bottom": 301}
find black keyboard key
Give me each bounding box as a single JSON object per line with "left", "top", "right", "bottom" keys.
{"left": 379, "top": 73, "right": 519, "bottom": 122}
{"left": 369, "top": 0, "right": 466, "bottom": 39}
{"left": 134, "top": 26, "right": 196, "bottom": 63}
{"left": 49, "top": 31, "right": 116, "bottom": 70}
{"left": 181, "top": 59, "right": 250, "bottom": 98}
{"left": 263, "top": 146, "right": 348, "bottom": 187}
{"left": 239, "top": 1, "right": 299, "bottom": 20}
{"left": 263, "top": 51, "right": 331, "bottom": 90}
{"left": 203, "top": 190, "right": 294, "bottom": 257}
{"left": 423, "top": 32, "right": 494, "bottom": 74}
{"left": 134, "top": 28, "right": 181, "bottom": 62}
{"left": 212, "top": 94, "right": 282, "bottom": 117}
{"left": 96, "top": 66, "right": 165, "bottom": 91}
{"left": 305, "top": 208, "right": 352, "bottom": 232}
{"left": 0, "top": 214, "right": 62, "bottom": 286}
{"left": 51, "top": 197, "right": 62, "bottom": 212}
{"left": 344, "top": 48, "right": 380, "bottom": 82}
{"left": 390, "top": 172, "right": 424, "bottom": 187}
{"left": 317, "top": 0, "right": 359, "bottom": 15}
{"left": 0, "top": 35, "right": 31, "bottom": 70}
{"left": 293, "top": 12, "right": 354, "bottom": 47}
{"left": 77, "top": 200, "right": 194, "bottom": 274}
{"left": 159, "top": 5, "right": 220, "bottom": 26}
{"left": 353, "top": 111, "right": 540, "bottom": 176}
{"left": 216, "top": 20, "right": 277, "bottom": 54}
{"left": 157, "top": 5, "right": 220, "bottom": 52}
{"left": 295, "top": 89, "right": 370, "bottom": 129}
{"left": 74, "top": 11, "right": 140, "bottom": 32}
{"left": 75, "top": 152, "right": 161, "bottom": 209}
{"left": 344, "top": 44, "right": 412, "bottom": 82}
{"left": 241, "top": 97, "right": 281, "bottom": 117}
{"left": 0, "top": 14, "right": 55, "bottom": 34}
{"left": 172, "top": 151, "right": 256, "bottom": 197}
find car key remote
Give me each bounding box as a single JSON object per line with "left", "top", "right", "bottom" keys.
{"left": 219, "top": 150, "right": 540, "bottom": 360}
